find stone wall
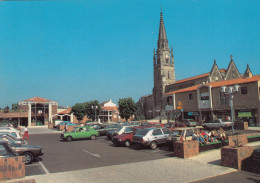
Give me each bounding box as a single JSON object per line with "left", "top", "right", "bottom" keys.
{"left": 0, "top": 156, "right": 25, "bottom": 181}
{"left": 221, "top": 146, "right": 254, "bottom": 170}
{"left": 228, "top": 134, "right": 248, "bottom": 147}
{"left": 174, "top": 140, "right": 199, "bottom": 158}
{"left": 234, "top": 122, "right": 248, "bottom": 130}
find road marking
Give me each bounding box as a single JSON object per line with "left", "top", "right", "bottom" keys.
{"left": 83, "top": 150, "right": 101, "bottom": 158}
{"left": 39, "top": 161, "right": 50, "bottom": 174}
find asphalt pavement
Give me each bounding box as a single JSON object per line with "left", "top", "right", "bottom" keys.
{"left": 8, "top": 126, "right": 260, "bottom": 183}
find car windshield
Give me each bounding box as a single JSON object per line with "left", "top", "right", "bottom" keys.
{"left": 188, "top": 119, "right": 195, "bottom": 122}
{"left": 0, "top": 138, "right": 18, "bottom": 147}
{"left": 116, "top": 126, "right": 123, "bottom": 132}
{"left": 171, "top": 130, "right": 183, "bottom": 136}
{"left": 135, "top": 128, "right": 150, "bottom": 136}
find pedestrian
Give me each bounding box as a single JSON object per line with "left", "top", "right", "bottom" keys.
{"left": 22, "top": 126, "right": 29, "bottom": 140}
{"left": 65, "top": 124, "right": 68, "bottom": 132}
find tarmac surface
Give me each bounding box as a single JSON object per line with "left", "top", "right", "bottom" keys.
{"left": 6, "top": 126, "right": 260, "bottom": 183}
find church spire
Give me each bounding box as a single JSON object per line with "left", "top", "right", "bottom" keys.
{"left": 157, "top": 10, "right": 169, "bottom": 50}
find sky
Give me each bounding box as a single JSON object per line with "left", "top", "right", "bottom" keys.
{"left": 0, "top": 0, "right": 260, "bottom": 108}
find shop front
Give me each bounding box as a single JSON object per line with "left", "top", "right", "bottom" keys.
{"left": 236, "top": 109, "right": 257, "bottom": 127}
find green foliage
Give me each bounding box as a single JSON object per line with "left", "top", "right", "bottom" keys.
{"left": 12, "top": 104, "right": 19, "bottom": 110}
{"left": 85, "top": 100, "right": 101, "bottom": 121}
{"left": 4, "top": 106, "right": 9, "bottom": 113}
{"left": 135, "top": 101, "right": 145, "bottom": 120}
{"left": 71, "top": 103, "right": 87, "bottom": 122}
{"left": 118, "top": 98, "right": 138, "bottom": 121}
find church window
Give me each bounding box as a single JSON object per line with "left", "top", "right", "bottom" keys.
{"left": 168, "top": 72, "right": 170, "bottom": 79}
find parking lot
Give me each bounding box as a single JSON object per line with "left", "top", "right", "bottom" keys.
{"left": 26, "top": 133, "right": 172, "bottom": 176}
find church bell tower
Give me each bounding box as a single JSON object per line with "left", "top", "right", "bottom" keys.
{"left": 153, "top": 11, "right": 175, "bottom": 112}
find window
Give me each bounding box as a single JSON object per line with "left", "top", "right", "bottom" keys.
{"left": 186, "top": 129, "right": 193, "bottom": 137}
{"left": 162, "top": 128, "right": 171, "bottom": 135}
{"left": 152, "top": 129, "right": 163, "bottom": 136}
{"left": 0, "top": 145, "right": 7, "bottom": 155}
{"left": 241, "top": 87, "right": 247, "bottom": 94}
{"left": 201, "top": 96, "right": 209, "bottom": 100}
{"left": 189, "top": 94, "right": 193, "bottom": 100}
{"left": 219, "top": 92, "right": 229, "bottom": 105}
{"left": 125, "top": 127, "right": 134, "bottom": 133}
{"left": 167, "top": 96, "right": 173, "bottom": 105}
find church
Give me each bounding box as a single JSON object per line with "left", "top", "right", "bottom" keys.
{"left": 139, "top": 11, "right": 260, "bottom": 127}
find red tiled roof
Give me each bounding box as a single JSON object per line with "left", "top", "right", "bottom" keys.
{"left": 24, "top": 97, "right": 52, "bottom": 103}
{"left": 101, "top": 106, "right": 118, "bottom": 111}
{"left": 0, "top": 112, "right": 28, "bottom": 118}
{"left": 165, "top": 75, "right": 260, "bottom": 95}
{"left": 58, "top": 107, "right": 71, "bottom": 114}
{"left": 174, "top": 73, "right": 210, "bottom": 84}
{"left": 220, "top": 69, "right": 227, "bottom": 73}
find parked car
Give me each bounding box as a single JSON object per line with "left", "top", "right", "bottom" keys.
{"left": 133, "top": 127, "right": 172, "bottom": 150}
{"left": 0, "top": 127, "right": 22, "bottom": 139}
{"left": 112, "top": 126, "right": 147, "bottom": 147}
{"left": 0, "top": 134, "right": 25, "bottom": 144}
{"left": 0, "top": 137, "right": 44, "bottom": 164}
{"left": 107, "top": 125, "right": 136, "bottom": 140}
{"left": 182, "top": 119, "right": 197, "bottom": 127}
{"left": 0, "top": 141, "right": 18, "bottom": 158}
{"left": 95, "top": 124, "right": 119, "bottom": 136}
{"left": 164, "top": 122, "right": 187, "bottom": 131}
{"left": 54, "top": 119, "right": 63, "bottom": 127}
{"left": 251, "top": 147, "right": 260, "bottom": 172}
{"left": 166, "top": 127, "right": 202, "bottom": 149}
{"left": 202, "top": 119, "right": 232, "bottom": 129}
{"left": 60, "top": 126, "right": 99, "bottom": 142}
{"left": 56, "top": 121, "right": 77, "bottom": 129}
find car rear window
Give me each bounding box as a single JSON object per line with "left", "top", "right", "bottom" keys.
{"left": 172, "top": 130, "right": 182, "bottom": 136}
{"left": 135, "top": 128, "right": 150, "bottom": 136}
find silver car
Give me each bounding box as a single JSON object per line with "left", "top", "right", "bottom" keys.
{"left": 133, "top": 127, "right": 172, "bottom": 150}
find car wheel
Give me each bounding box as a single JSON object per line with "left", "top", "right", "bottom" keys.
{"left": 124, "top": 140, "right": 131, "bottom": 147}
{"left": 66, "top": 136, "right": 72, "bottom": 142}
{"left": 150, "top": 141, "right": 157, "bottom": 150}
{"left": 22, "top": 152, "right": 33, "bottom": 165}
{"left": 90, "top": 135, "right": 96, "bottom": 140}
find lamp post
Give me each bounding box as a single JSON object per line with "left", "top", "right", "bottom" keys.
{"left": 91, "top": 105, "right": 98, "bottom": 122}
{"left": 156, "top": 109, "right": 161, "bottom": 123}
{"left": 220, "top": 84, "right": 240, "bottom": 145}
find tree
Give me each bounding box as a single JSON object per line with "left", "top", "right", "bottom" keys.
{"left": 4, "top": 106, "right": 9, "bottom": 113}
{"left": 85, "top": 100, "right": 101, "bottom": 121}
{"left": 12, "top": 104, "right": 19, "bottom": 111}
{"left": 71, "top": 103, "right": 87, "bottom": 122}
{"left": 118, "top": 98, "right": 138, "bottom": 122}
{"left": 135, "top": 101, "right": 145, "bottom": 121}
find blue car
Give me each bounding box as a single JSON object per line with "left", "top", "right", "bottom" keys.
{"left": 56, "top": 121, "right": 77, "bottom": 128}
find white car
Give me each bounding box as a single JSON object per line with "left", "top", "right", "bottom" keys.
{"left": 202, "top": 119, "right": 232, "bottom": 129}
{"left": 0, "top": 127, "right": 22, "bottom": 139}
{"left": 54, "top": 120, "right": 63, "bottom": 127}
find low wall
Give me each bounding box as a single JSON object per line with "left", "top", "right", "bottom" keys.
{"left": 174, "top": 140, "right": 199, "bottom": 158}
{"left": 228, "top": 134, "right": 248, "bottom": 147}
{"left": 234, "top": 122, "right": 248, "bottom": 130}
{"left": 221, "top": 146, "right": 254, "bottom": 170}
{"left": 0, "top": 156, "right": 25, "bottom": 181}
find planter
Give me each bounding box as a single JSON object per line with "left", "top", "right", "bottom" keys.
{"left": 174, "top": 140, "right": 199, "bottom": 158}
{"left": 221, "top": 146, "right": 254, "bottom": 170}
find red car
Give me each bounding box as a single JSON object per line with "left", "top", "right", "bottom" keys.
{"left": 112, "top": 126, "right": 148, "bottom": 147}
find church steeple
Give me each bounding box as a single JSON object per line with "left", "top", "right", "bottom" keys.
{"left": 157, "top": 10, "right": 169, "bottom": 50}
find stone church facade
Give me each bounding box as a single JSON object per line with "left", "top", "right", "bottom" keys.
{"left": 139, "top": 11, "right": 260, "bottom": 126}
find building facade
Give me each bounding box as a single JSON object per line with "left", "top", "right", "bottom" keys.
{"left": 139, "top": 11, "right": 260, "bottom": 126}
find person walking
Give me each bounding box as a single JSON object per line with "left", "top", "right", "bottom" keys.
{"left": 65, "top": 124, "right": 68, "bottom": 132}
{"left": 22, "top": 126, "right": 29, "bottom": 140}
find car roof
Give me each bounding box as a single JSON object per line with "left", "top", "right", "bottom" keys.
{"left": 172, "top": 127, "right": 202, "bottom": 130}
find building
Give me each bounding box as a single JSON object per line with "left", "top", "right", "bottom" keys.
{"left": 0, "top": 97, "right": 58, "bottom": 126}
{"left": 99, "top": 100, "right": 120, "bottom": 122}
{"left": 139, "top": 11, "right": 260, "bottom": 126}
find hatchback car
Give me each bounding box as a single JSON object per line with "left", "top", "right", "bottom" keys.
{"left": 166, "top": 127, "right": 202, "bottom": 149}
{"left": 133, "top": 127, "right": 172, "bottom": 150}
{"left": 0, "top": 137, "right": 43, "bottom": 164}
{"left": 107, "top": 125, "right": 136, "bottom": 140}
{"left": 182, "top": 119, "right": 197, "bottom": 127}
{"left": 0, "top": 141, "right": 18, "bottom": 158}
{"left": 60, "top": 126, "right": 99, "bottom": 142}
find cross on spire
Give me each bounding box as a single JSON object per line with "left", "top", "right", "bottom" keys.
{"left": 230, "top": 54, "right": 233, "bottom": 60}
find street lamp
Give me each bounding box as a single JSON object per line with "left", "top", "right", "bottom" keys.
{"left": 220, "top": 84, "right": 240, "bottom": 145}
{"left": 156, "top": 109, "right": 161, "bottom": 123}
{"left": 91, "top": 105, "right": 98, "bottom": 122}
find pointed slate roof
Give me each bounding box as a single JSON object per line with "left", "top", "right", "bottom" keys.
{"left": 224, "top": 55, "right": 241, "bottom": 80}
{"left": 157, "top": 10, "right": 169, "bottom": 50}
{"left": 244, "top": 64, "right": 253, "bottom": 78}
